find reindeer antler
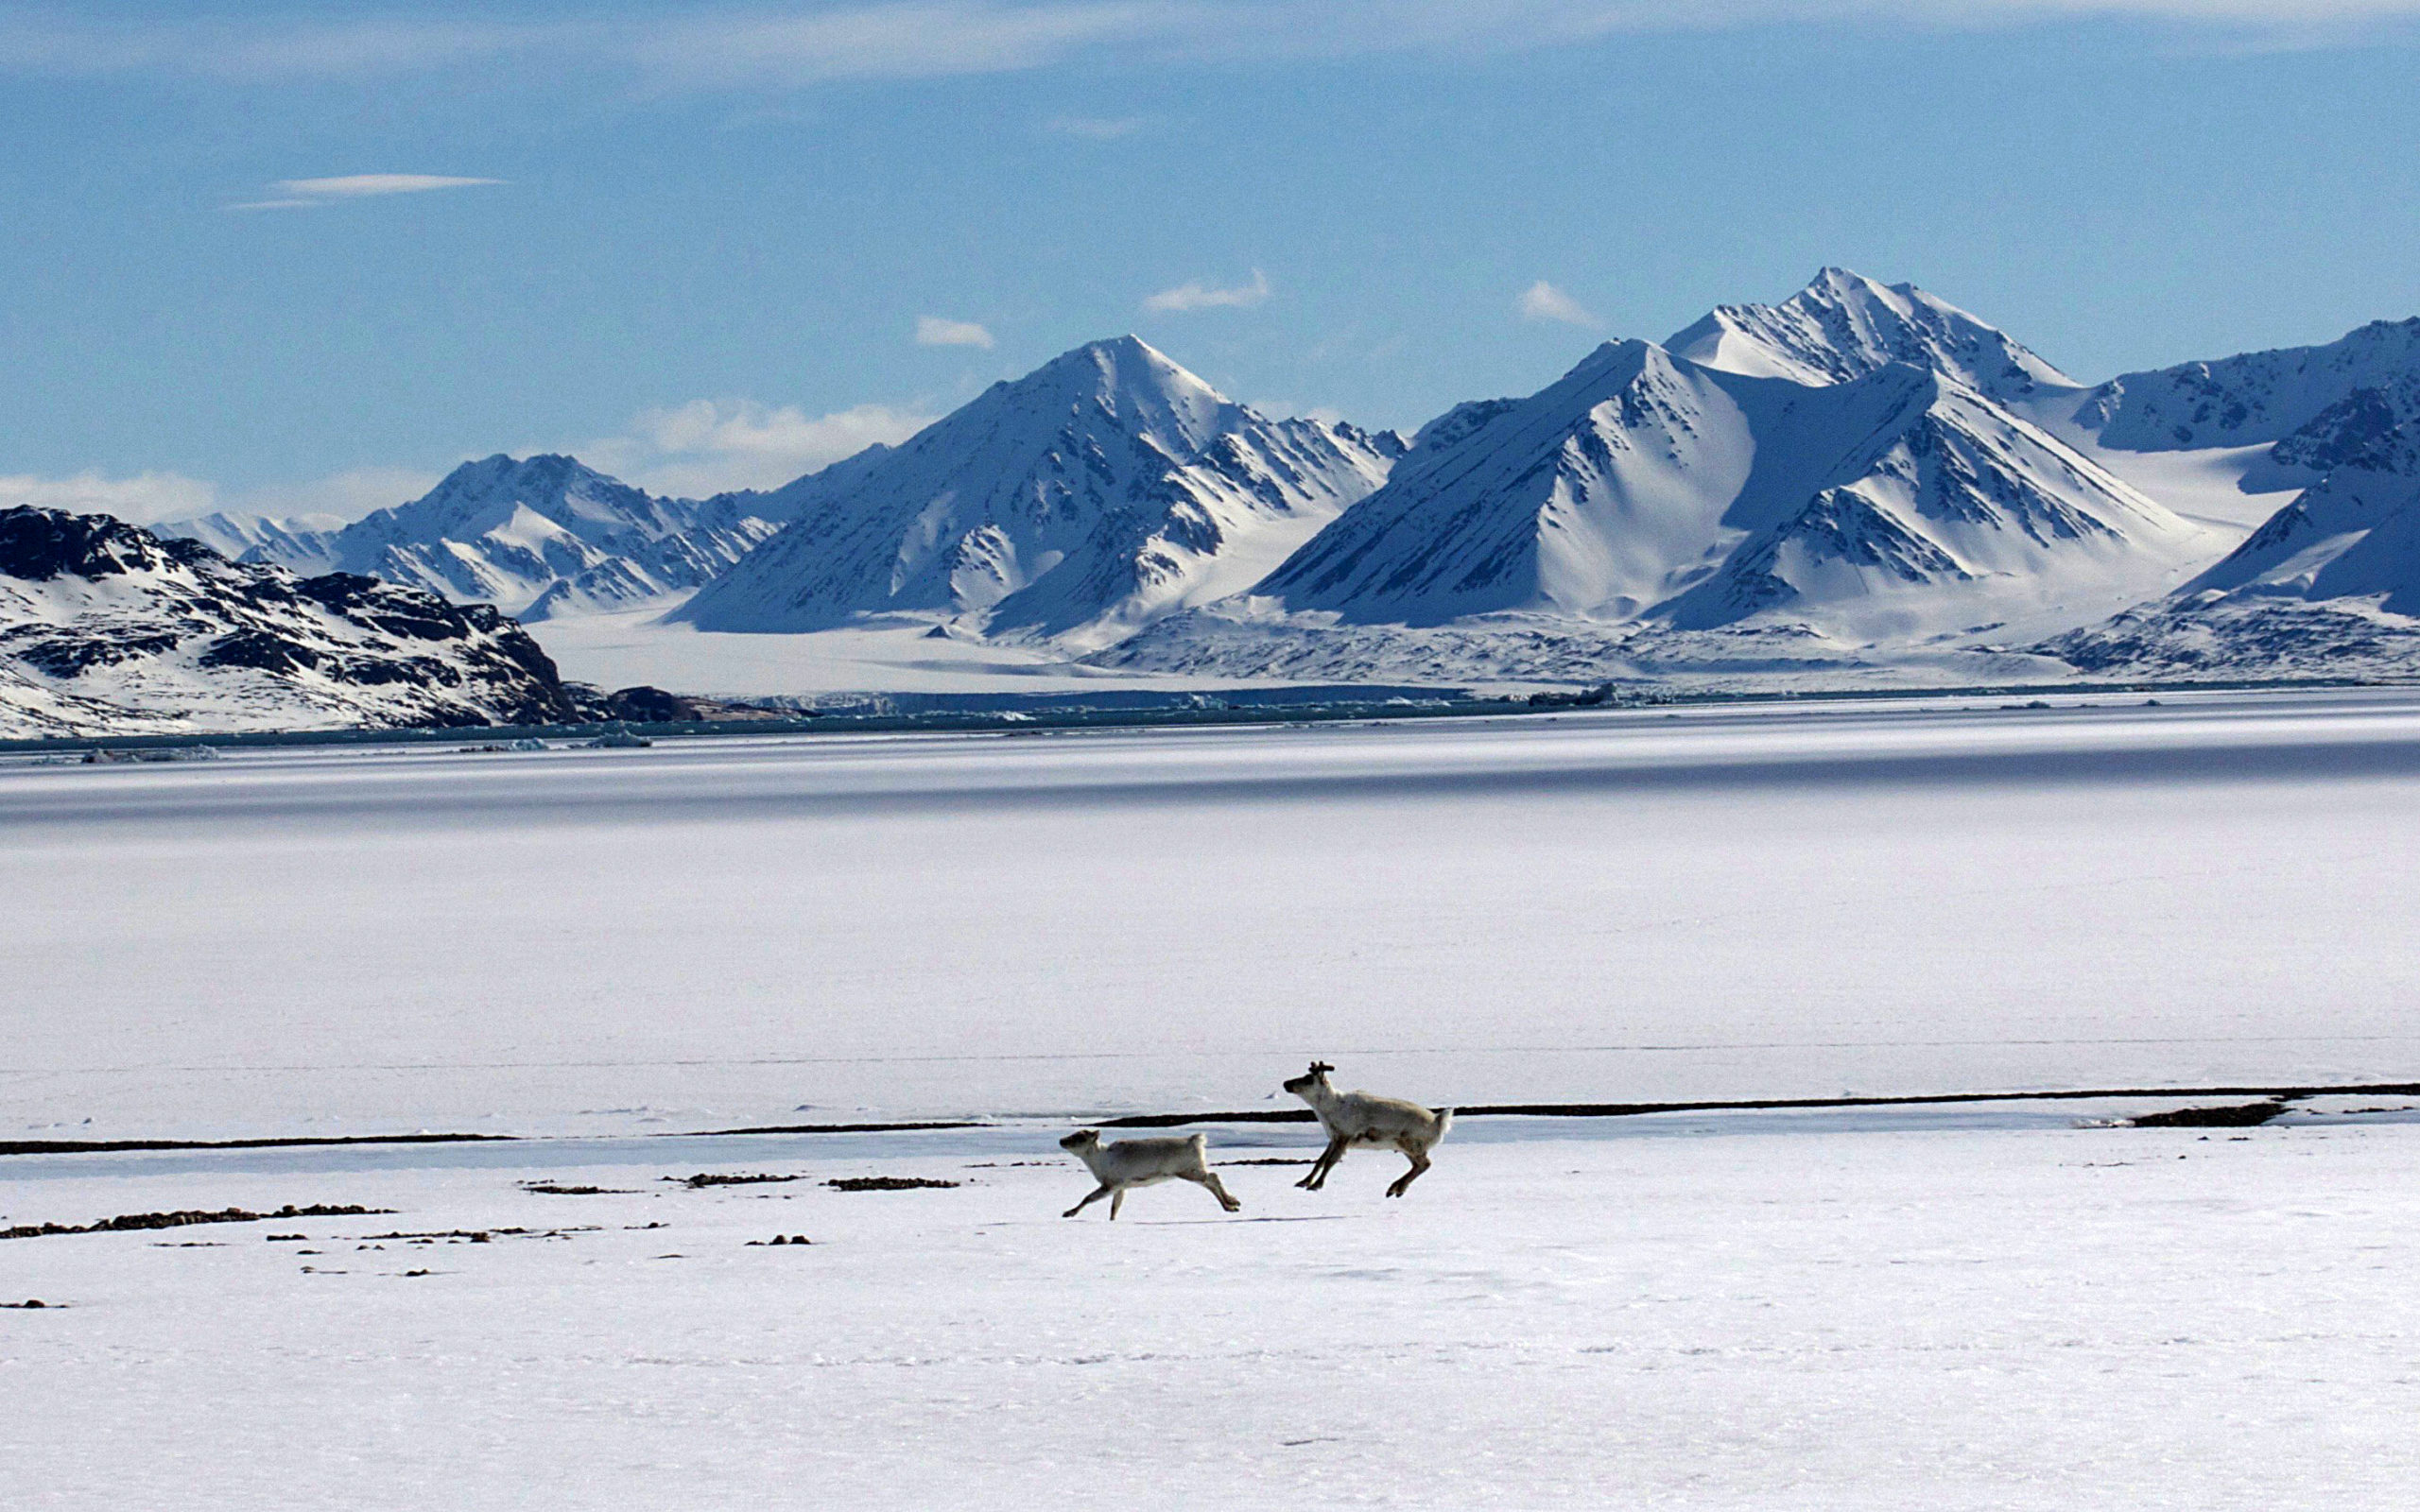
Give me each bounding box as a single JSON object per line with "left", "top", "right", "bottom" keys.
{"left": 1308, "top": 1060, "right": 1335, "bottom": 1075}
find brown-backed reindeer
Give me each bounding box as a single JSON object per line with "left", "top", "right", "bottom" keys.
{"left": 1282, "top": 1061, "right": 1454, "bottom": 1197}
{"left": 1059, "top": 1129, "right": 1242, "bottom": 1219}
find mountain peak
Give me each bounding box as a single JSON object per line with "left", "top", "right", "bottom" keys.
{"left": 993, "top": 334, "right": 1236, "bottom": 456}
{"left": 1668, "top": 269, "right": 2074, "bottom": 400}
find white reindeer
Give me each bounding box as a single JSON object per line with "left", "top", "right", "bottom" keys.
{"left": 1282, "top": 1061, "right": 1454, "bottom": 1198}
{"left": 1059, "top": 1129, "right": 1242, "bottom": 1219}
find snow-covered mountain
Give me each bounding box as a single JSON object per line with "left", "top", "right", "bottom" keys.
{"left": 0, "top": 507, "right": 579, "bottom": 736}
{"left": 2041, "top": 414, "right": 2420, "bottom": 677}
{"left": 2056, "top": 318, "right": 2420, "bottom": 459}
{"left": 677, "top": 336, "right": 1404, "bottom": 648}
{"left": 164, "top": 455, "right": 782, "bottom": 621}
{"left": 1241, "top": 276, "right": 2212, "bottom": 648}
{"left": 164, "top": 510, "right": 347, "bottom": 575}
{"left": 1667, "top": 266, "right": 2075, "bottom": 402}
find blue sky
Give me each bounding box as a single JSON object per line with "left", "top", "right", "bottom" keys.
{"left": 3, "top": 1, "right": 2419, "bottom": 520}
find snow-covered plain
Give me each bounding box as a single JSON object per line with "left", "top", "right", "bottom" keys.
{"left": 9, "top": 692, "right": 2420, "bottom": 1507}
{"left": 7, "top": 1106, "right": 2420, "bottom": 1507}
{"left": 8, "top": 689, "right": 2420, "bottom": 1142}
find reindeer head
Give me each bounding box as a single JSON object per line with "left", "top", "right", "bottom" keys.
{"left": 1059, "top": 1128, "right": 1102, "bottom": 1153}
{"left": 1281, "top": 1061, "right": 1336, "bottom": 1097}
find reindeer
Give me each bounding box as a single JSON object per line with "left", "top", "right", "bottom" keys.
{"left": 1059, "top": 1129, "right": 1242, "bottom": 1219}
{"left": 1282, "top": 1061, "right": 1454, "bottom": 1197}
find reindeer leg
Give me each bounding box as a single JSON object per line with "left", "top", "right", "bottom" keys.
{"left": 1298, "top": 1136, "right": 1348, "bottom": 1191}
{"left": 1063, "top": 1183, "right": 1112, "bottom": 1218}
{"left": 1189, "top": 1170, "right": 1242, "bottom": 1212}
{"left": 1385, "top": 1143, "right": 1432, "bottom": 1198}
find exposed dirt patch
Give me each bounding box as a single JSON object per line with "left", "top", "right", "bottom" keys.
{"left": 825, "top": 1177, "right": 959, "bottom": 1193}
{"left": 2128, "top": 1101, "right": 2290, "bottom": 1128}
{"left": 522, "top": 1183, "right": 634, "bottom": 1195}
{"left": 1, "top": 1203, "right": 386, "bottom": 1242}
{"left": 668, "top": 1172, "right": 803, "bottom": 1189}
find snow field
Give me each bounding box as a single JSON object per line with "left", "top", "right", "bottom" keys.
{"left": 8, "top": 692, "right": 2420, "bottom": 1142}
{"left": 4, "top": 1108, "right": 2417, "bottom": 1508}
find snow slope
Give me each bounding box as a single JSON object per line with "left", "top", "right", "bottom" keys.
{"left": 2043, "top": 416, "right": 2420, "bottom": 677}
{"left": 2012, "top": 317, "right": 2420, "bottom": 532}
{"left": 677, "top": 337, "right": 1403, "bottom": 649}
{"left": 0, "top": 506, "right": 577, "bottom": 736}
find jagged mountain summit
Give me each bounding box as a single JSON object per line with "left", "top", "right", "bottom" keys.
{"left": 1241, "top": 276, "right": 2211, "bottom": 645}
{"left": 1667, "top": 266, "right": 2076, "bottom": 402}
{"left": 0, "top": 507, "right": 578, "bottom": 737}
{"left": 164, "top": 510, "right": 348, "bottom": 575}
{"left": 166, "top": 455, "right": 782, "bottom": 621}
{"left": 315, "top": 455, "right": 780, "bottom": 620}
{"left": 676, "top": 336, "right": 1404, "bottom": 648}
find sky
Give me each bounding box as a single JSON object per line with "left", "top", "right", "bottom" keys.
{"left": 2, "top": 1, "right": 2419, "bottom": 523}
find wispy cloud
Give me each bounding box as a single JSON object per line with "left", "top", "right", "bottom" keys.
{"left": 1144, "top": 267, "right": 1270, "bottom": 313}
{"left": 915, "top": 315, "right": 996, "bottom": 348}
{"left": 3, "top": 4, "right": 2413, "bottom": 90}
{"left": 1518, "top": 279, "right": 1599, "bottom": 328}
{"left": 277, "top": 174, "right": 504, "bottom": 198}
{"left": 577, "top": 398, "right": 935, "bottom": 496}
{"left": 229, "top": 174, "right": 504, "bottom": 212}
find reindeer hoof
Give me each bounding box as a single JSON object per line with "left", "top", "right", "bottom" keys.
{"left": 1062, "top": 1208, "right": 1081, "bottom": 1218}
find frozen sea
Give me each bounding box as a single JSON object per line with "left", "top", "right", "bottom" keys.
{"left": 6, "top": 688, "right": 2420, "bottom": 1506}
{"left": 6, "top": 687, "right": 2420, "bottom": 1142}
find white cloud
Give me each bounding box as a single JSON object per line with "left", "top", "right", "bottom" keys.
{"left": 0, "top": 470, "right": 217, "bottom": 525}
{"left": 1144, "top": 268, "right": 1271, "bottom": 313}
{"left": 915, "top": 315, "right": 996, "bottom": 348}
{"left": 631, "top": 3, "right": 1171, "bottom": 86}
{"left": 576, "top": 398, "right": 936, "bottom": 496}
{"left": 4, "top": 4, "right": 2413, "bottom": 89}
{"left": 273, "top": 174, "right": 504, "bottom": 198}
{"left": 228, "top": 174, "right": 503, "bottom": 211}
{"left": 1518, "top": 279, "right": 1599, "bottom": 328}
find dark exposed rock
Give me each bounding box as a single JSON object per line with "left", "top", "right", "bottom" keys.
{"left": 0, "top": 505, "right": 581, "bottom": 733}
{"left": 0, "top": 1202, "right": 386, "bottom": 1241}
{"left": 2126, "top": 1101, "right": 2289, "bottom": 1128}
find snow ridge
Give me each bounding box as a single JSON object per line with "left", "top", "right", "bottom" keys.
{"left": 1667, "top": 266, "right": 2075, "bottom": 400}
